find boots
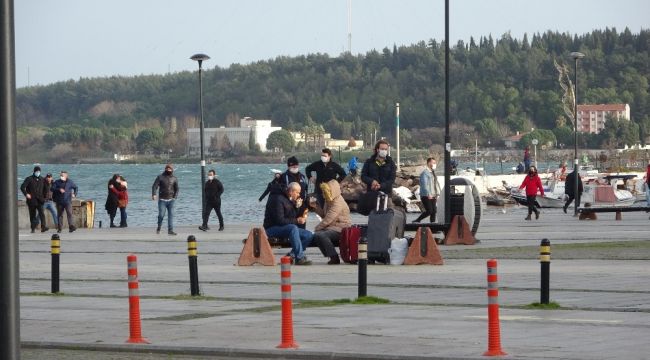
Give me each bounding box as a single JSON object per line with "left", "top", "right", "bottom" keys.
{"left": 41, "top": 225, "right": 49, "bottom": 232}
{"left": 525, "top": 215, "right": 532, "bottom": 220}
{"left": 328, "top": 255, "right": 341, "bottom": 265}
{"left": 535, "top": 211, "right": 540, "bottom": 220}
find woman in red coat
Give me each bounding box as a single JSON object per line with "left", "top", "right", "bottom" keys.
{"left": 110, "top": 176, "right": 129, "bottom": 227}
{"left": 519, "top": 165, "right": 544, "bottom": 220}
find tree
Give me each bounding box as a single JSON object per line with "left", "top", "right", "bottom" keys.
{"left": 135, "top": 127, "right": 165, "bottom": 153}
{"left": 266, "top": 129, "right": 295, "bottom": 152}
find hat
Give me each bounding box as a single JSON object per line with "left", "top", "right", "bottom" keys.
{"left": 46, "top": 173, "right": 52, "bottom": 177}
{"left": 33, "top": 166, "right": 41, "bottom": 172}
{"left": 165, "top": 163, "right": 173, "bottom": 170}
{"left": 287, "top": 156, "right": 299, "bottom": 167}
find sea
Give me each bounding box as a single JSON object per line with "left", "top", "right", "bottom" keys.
{"left": 17, "top": 161, "right": 524, "bottom": 227}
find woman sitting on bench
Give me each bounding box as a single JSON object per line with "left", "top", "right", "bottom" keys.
{"left": 309, "top": 180, "right": 351, "bottom": 265}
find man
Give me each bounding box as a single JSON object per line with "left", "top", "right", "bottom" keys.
{"left": 43, "top": 173, "right": 58, "bottom": 230}
{"left": 199, "top": 169, "right": 224, "bottom": 232}
{"left": 51, "top": 171, "right": 78, "bottom": 233}
{"left": 361, "top": 140, "right": 397, "bottom": 195}
{"left": 563, "top": 169, "right": 583, "bottom": 214}
{"left": 305, "top": 148, "right": 346, "bottom": 207}
{"left": 264, "top": 182, "right": 313, "bottom": 265}
{"left": 280, "top": 156, "right": 309, "bottom": 228}
{"left": 152, "top": 163, "right": 179, "bottom": 235}
{"left": 20, "top": 166, "right": 48, "bottom": 233}
{"left": 413, "top": 157, "right": 441, "bottom": 223}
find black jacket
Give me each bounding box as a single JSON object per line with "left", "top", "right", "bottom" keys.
{"left": 105, "top": 178, "right": 120, "bottom": 211}
{"left": 280, "top": 171, "right": 308, "bottom": 201}
{"left": 204, "top": 178, "right": 224, "bottom": 204}
{"left": 361, "top": 155, "right": 397, "bottom": 194}
{"left": 152, "top": 172, "right": 179, "bottom": 200}
{"left": 263, "top": 186, "right": 298, "bottom": 229}
{"left": 564, "top": 171, "right": 583, "bottom": 197}
{"left": 305, "top": 160, "right": 346, "bottom": 193}
{"left": 20, "top": 175, "right": 47, "bottom": 206}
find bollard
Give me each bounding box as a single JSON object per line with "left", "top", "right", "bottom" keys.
{"left": 187, "top": 235, "right": 200, "bottom": 296}
{"left": 277, "top": 256, "right": 298, "bottom": 349}
{"left": 358, "top": 237, "right": 368, "bottom": 297}
{"left": 51, "top": 234, "right": 60, "bottom": 293}
{"left": 540, "top": 238, "right": 551, "bottom": 304}
{"left": 484, "top": 259, "right": 507, "bottom": 356}
{"left": 126, "top": 254, "right": 149, "bottom": 344}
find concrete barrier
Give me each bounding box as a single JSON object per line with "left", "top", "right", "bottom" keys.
{"left": 17, "top": 199, "right": 96, "bottom": 229}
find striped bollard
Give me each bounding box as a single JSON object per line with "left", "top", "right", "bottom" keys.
{"left": 126, "top": 254, "right": 149, "bottom": 344}
{"left": 484, "top": 259, "right": 506, "bottom": 356}
{"left": 358, "top": 237, "right": 367, "bottom": 297}
{"left": 540, "top": 239, "right": 551, "bottom": 304}
{"left": 187, "top": 235, "right": 200, "bottom": 296}
{"left": 277, "top": 256, "right": 298, "bottom": 349}
{"left": 51, "top": 234, "right": 60, "bottom": 293}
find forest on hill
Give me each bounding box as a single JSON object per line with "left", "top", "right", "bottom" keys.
{"left": 15, "top": 28, "right": 650, "bottom": 161}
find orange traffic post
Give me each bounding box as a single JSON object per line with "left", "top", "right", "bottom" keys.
{"left": 277, "top": 256, "right": 298, "bottom": 349}
{"left": 126, "top": 254, "right": 149, "bottom": 344}
{"left": 484, "top": 259, "right": 506, "bottom": 356}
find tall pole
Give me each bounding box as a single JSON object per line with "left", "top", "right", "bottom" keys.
{"left": 570, "top": 52, "right": 584, "bottom": 216}
{"left": 443, "top": 0, "right": 451, "bottom": 225}
{"left": 1, "top": 0, "right": 21, "bottom": 358}
{"left": 395, "top": 102, "right": 400, "bottom": 172}
{"left": 191, "top": 54, "right": 210, "bottom": 216}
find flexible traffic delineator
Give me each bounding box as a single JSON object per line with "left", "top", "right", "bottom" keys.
{"left": 51, "top": 234, "right": 60, "bottom": 293}
{"left": 540, "top": 238, "right": 551, "bottom": 304}
{"left": 126, "top": 254, "right": 149, "bottom": 344}
{"left": 187, "top": 235, "right": 200, "bottom": 296}
{"left": 277, "top": 256, "right": 298, "bottom": 349}
{"left": 484, "top": 259, "right": 507, "bottom": 356}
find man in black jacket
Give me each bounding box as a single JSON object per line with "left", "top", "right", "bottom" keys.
{"left": 152, "top": 163, "right": 179, "bottom": 235}
{"left": 20, "top": 165, "right": 48, "bottom": 233}
{"left": 361, "top": 140, "right": 397, "bottom": 195}
{"left": 563, "top": 169, "right": 583, "bottom": 214}
{"left": 199, "top": 169, "right": 224, "bottom": 231}
{"left": 263, "top": 182, "right": 313, "bottom": 265}
{"left": 305, "top": 148, "right": 346, "bottom": 207}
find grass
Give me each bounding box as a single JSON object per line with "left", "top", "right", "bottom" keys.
{"left": 524, "top": 301, "right": 562, "bottom": 310}
{"left": 353, "top": 296, "right": 391, "bottom": 304}
{"left": 22, "top": 291, "right": 66, "bottom": 296}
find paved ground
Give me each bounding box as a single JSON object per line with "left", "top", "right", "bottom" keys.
{"left": 19, "top": 208, "right": 650, "bottom": 359}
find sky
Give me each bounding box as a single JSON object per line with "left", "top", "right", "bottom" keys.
{"left": 14, "top": 0, "right": 650, "bottom": 88}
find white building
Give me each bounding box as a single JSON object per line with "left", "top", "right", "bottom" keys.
{"left": 577, "top": 104, "right": 630, "bottom": 134}
{"left": 187, "top": 117, "right": 281, "bottom": 155}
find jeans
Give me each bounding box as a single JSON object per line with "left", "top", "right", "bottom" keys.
{"left": 119, "top": 207, "right": 127, "bottom": 226}
{"left": 56, "top": 202, "right": 73, "bottom": 229}
{"left": 265, "top": 224, "right": 313, "bottom": 260}
{"left": 44, "top": 200, "right": 58, "bottom": 226}
{"left": 646, "top": 186, "right": 650, "bottom": 206}
{"left": 157, "top": 199, "right": 175, "bottom": 231}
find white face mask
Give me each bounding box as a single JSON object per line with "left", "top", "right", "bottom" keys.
{"left": 208, "top": 175, "right": 214, "bottom": 181}
{"left": 321, "top": 156, "right": 329, "bottom": 163}
{"left": 289, "top": 167, "right": 299, "bottom": 174}
{"left": 60, "top": 176, "right": 66, "bottom": 181}
{"left": 378, "top": 149, "right": 388, "bottom": 158}
{"left": 431, "top": 163, "right": 437, "bottom": 170}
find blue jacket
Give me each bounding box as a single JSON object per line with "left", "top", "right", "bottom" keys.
{"left": 419, "top": 168, "right": 441, "bottom": 197}
{"left": 51, "top": 178, "right": 78, "bottom": 205}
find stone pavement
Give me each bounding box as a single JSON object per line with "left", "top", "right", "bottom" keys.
{"left": 19, "top": 209, "right": 650, "bottom": 359}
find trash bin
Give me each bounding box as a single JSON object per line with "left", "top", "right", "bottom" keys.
{"left": 450, "top": 193, "right": 464, "bottom": 217}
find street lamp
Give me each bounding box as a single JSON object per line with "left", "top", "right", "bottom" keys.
{"left": 190, "top": 53, "right": 210, "bottom": 214}
{"left": 532, "top": 138, "right": 538, "bottom": 169}
{"left": 570, "top": 51, "right": 585, "bottom": 216}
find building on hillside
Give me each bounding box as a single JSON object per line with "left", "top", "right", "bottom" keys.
{"left": 577, "top": 104, "right": 630, "bottom": 134}
{"left": 186, "top": 117, "right": 281, "bottom": 156}
{"left": 290, "top": 131, "right": 364, "bottom": 150}
{"left": 502, "top": 131, "right": 528, "bottom": 148}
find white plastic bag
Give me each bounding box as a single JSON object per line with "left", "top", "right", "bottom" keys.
{"left": 388, "top": 238, "right": 409, "bottom": 265}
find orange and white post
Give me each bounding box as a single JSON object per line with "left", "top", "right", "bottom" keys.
{"left": 126, "top": 254, "right": 149, "bottom": 344}
{"left": 277, "top": 256, "right": 298, "bottom": 349}
{"left": 484, "top": 259, "right": 506, "bottom": 356}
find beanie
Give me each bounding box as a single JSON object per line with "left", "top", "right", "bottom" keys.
{"left": 287, "top": 156, "right": 299, "bottom": 167}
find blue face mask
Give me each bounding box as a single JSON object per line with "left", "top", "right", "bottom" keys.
{"left": 34, "top": 171, "right": 41, "bottom": 177}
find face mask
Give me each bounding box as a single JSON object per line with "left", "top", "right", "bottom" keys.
{"left": 378, "top": 149, "right": 388, "bottom": 158}
{"left": 60, "top": 176, "right": 66, "bottom": 181}
{"left": 289, "top": 167, "right": 299, "bottom": 174}
{"left": 321, "top": 156, "right": 329, "bottom": 163}
{"left": 208, "top": 175, "right": 214, "bottom": 181}
{"left": 34, "top": 171, "right": 41, "bottom": 177}
{"left": 165, "top": 169, "right": 173, "bottom": 174}
{"left": 430, "top": 164, "right": 437, "bottom": 170}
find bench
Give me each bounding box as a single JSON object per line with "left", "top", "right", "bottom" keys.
{"left": 577, "top": 206, "right": 650, "bottom": 220}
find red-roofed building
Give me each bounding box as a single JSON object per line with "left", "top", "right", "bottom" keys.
{"left": 577, "top": 104, "right": 630, "bottom": 134}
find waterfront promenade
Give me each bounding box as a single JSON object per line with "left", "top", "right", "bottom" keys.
{"left": 19, "top": 208, "right": 650, "bottom": 359}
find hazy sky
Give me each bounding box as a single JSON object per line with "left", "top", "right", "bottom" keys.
{"left": 15, "top": 0, "right": 650, "bottom": 88}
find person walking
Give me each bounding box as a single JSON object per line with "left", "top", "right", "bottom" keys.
{"left": 413, "top": 157, "right": 441, "bottom": 223}
{"left": 348, "top": 156, "right": 358, "bottom": 176}
{"left": 519, "top": 165, "right": 544, "bottom": 220}
{"left": 199, "top": 169, "right": 224, "bottom": 231}
{"left": 43, "top": 173, "right": 58, "bottom": 230}
{"left": 105, "top": 174, "right": 120, "bottom": 227}
{"left": 563, "top": 169, "right": 583, "bottom": 214}
{"left": 152, "top": 164, "right": 179, "bottom": 235}
{"left": 110, "top": 175, "right": 129, "bottom": 227}
{"left": 20, "top": 165, "right": 48, "bottom": 233}
{"left": 51, "top": 171, "right": 78, "bottom": 233}
{"left": 305, "top": 148, "right": 346, "bottom": 207}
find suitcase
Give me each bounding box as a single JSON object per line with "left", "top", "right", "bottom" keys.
{"left": 340, "top": 226, "right": 362, "bottom": 264}
{"left": 366, "top": 193, "right": 395, "bottom": 264}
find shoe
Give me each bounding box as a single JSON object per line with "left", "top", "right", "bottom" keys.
{"left": 57, "top": 227, "right": 62, "bottom": 233}
{"left": 525, "top": 215, "right": 531, "bottom": 221}
{"left": 69, "top": 226, "right": 76, "bottom": 233}
{"left": 218, "top": 225, "right": 224, "bottom": 231}
{"left": 563, "top": 206, "right": 567, "bottom": 214}
{"left": 31, "top": 228, "right": 35, "bottom": 233}
{"left": 535, "top": 212, "right": 540, "bottom": 220}
{"left": 41, "top": 226, "right": 49, "bottom": 232}
{"left": 168, "top": 230, "right": 177, "bottom": 236}
{"left": 119, "top": 224, "right": 127, "bottom": 228}
{"left": 198, "top": 225, "right": 208, "bottom": 232}
{"left": 156, "top": 226, "right": 161, "bottom": 234}
{"left": 295, "top": 257, "right": 312, "bottom": 265}
{"left": 328, "top": 256, "right": 341, "bottom": 265}
{"left": 110, "top": 224, "right": 117, "bottom": 228}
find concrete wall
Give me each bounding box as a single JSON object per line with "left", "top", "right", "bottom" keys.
{"left": 17, "top": 199, "right": 96, "bottom": 229}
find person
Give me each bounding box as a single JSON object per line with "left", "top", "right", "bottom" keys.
{"left": 20, "top": 165, "right": 48, "bottom": 233}
{"left": 110, "top": 175, "right": 129, "bottom": 227}
{"left": 43, "top": 173, "right": 58, "bottom": 230}
{"left": 413, "top": 157, "right": 441, "bottom": 223}
{"left": 263, "top": 182, "right": 313, "bottom": 265}
{"left": 519, "top": 165, "right": 544, "bottom": 220}
{"left": 259, "top": 171, "right": 282, "bottom": 202}
{"left": 105, "top": 174, "right": 120, "bottom": 227}
{"left": 523, "top": 147, "right": 531, "bottom": 172}
{"left": 563, "top": 169, "right": 583, "bottom": 214}
{"left": 152, "top": 163, "right": 179, "bottom": 235}
{"left": 309, "top": 180, "right": 351, "bottom": 265}
{"left": 348, "top": 156, "right": 358, "bottom": 176}
{"left": 280, "top": 156, "right": 309, "bottom": 228}
{"left": 305, "top": 148, "right": 346, "bottom": 207}
{"left": 51, "top": 170, "right": 78, "bottom": 233}
{"left": 516, "top": 162, "right": 525, "bottom": 174}
{"left": 645, "top": 161, "right": 650, "bottom": 211}
{"left": 361, "top": 139, "right": 397, "bottom": 196}
{"left": 199, "top": 169, "right": 224, "bottom": 232}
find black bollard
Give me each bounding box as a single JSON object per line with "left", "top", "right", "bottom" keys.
{"left": 540, "top": 238, "right": 551, "bottom": 304}
{"left": 358, "top": 237, "right": 367, "bottom": 297}
{"left": 187, "top": 235, "right": 200, "bottom": 296}
{"left": 51, "top": 234, "right": 60, "bottom": 293}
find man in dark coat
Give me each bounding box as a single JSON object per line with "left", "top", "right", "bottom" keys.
{"left": 20, "top": 165, "right": 48, "bottom": 233}
{"left": 199, "top": 169, "right": 224, "bottom": 231}
{"left": 152, "top": 163, "right": 179, "bottom": 235}
{"left": 280, "top": 156, "right": 309, "bottom": 228}
{"left": 563, "top": 169, "right": 583, "bottom": 214}
{"left": 305, "top": 148, "right": 346, "bottom": 207}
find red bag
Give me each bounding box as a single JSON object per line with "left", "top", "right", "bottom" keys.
{"left": 340, "top": 226, "right": 362, "bottom": 264}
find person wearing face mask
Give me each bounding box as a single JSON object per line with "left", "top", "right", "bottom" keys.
{"left": 280, "top": 156, "right": 309, "bottom": 228}
{"left": 152, "top": 163, "right": 179, "bottom": 235}
{"left": 43, "top": 173, "right": 59, "bottom": 230}
{"left": 51, "top": 170, "right": 78, "bottom": 233}
{"left": 413, "top": 158, "right": 442, "bottom": 223}
{"left": 519, "top": 165, "right": 544, "bottom": 220}
{"left": 199, "top": 169, "right": 224, "bottom": 232}
{"left": 305, "top": 148, "right": 346, "bottom": 207}
{"left": 20, "top": 166, "right": 48, "bottom": 233}
{"left": 361, "top": 140, "right": 397, "bottom": 196}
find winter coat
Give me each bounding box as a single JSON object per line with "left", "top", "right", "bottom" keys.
{"left": 305, "top": 160, "right": 346, "bottom": 192}
{"left": 263, "top": 186, "right": 299, "bottom": 229}
{"left": 519, "top": 174, "right": 544, "bottom": 197}
{"left": 259, "top": 177, "right": 282, "bottom": 202}
{"left": 110, "top": 182, "right": 129, "bottom": 208}
{"left": 313, "top": 180, "right": 351, "bottom": 233}
{"left": 51, "top": 178, "right": 78, "bottom": 205}
{"left": 361, "top": 155, "right": 397, "bottom": 194}
{"left": 419, "top": 168, "right": 441, "bottom": 197}
{"left": 152, "top": 172, "right": 178, "bottom": 200}
{"left": 20, "top": 175, "right": 47, "bottom": 206}
{"left": 204, "top": 178, "right": 224, "bottom": 204}
{"left": 280, "top": 170, "right": 308, "bottom": 201}
{"left": 564, "top": 171, "right": 583, "bottom": 197}
{"left": 105, "top": 178, "right": 120, "bottom": 211}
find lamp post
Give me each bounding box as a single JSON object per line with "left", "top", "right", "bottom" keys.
{"left": 532, "top": 138, "right": 538, "bottom": 169}
{"left": 570, "top": 51, "right": 585, "bottom": 216}
{"left": 190, "top": 53, "right": 210, "bottom": 214}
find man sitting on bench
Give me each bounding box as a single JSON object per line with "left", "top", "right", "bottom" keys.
{"left": 264, "top": 182, "right": 313, "bottom": 265}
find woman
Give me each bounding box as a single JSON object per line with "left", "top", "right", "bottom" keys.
{"left": 105, "top": 174, "right": 120, "bottom": 227}
{"left": 519, "top": 165, "right": 544, "bottom": 220}
{"left": 110, "top": 176, "right": 128, "bottom": 227}
{"left": 310, "top": 180, "right": 352, "bottom": 264}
